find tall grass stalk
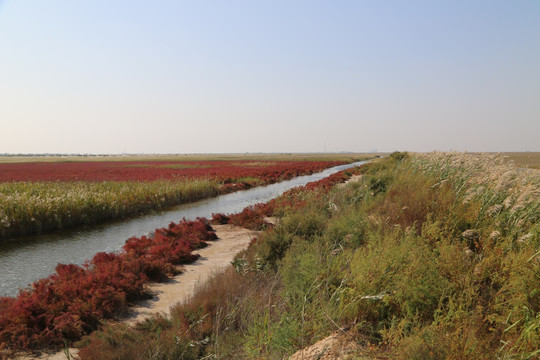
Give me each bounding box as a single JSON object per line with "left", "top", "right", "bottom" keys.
{"left": 0, "top": 179, "right": 220, "bottom": 238}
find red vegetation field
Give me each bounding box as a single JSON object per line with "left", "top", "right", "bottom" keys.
{"left": 0, "top": 160, "right": 344, "bottom": 183}
{"left": 0, "top": 218, "right": 216, "bottom": 352}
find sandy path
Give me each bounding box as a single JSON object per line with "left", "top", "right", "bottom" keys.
{"left": 338, "top": 174, "right": 362, "bottom": 187}
{"left": 15, "top": 224, "right": 259, "bottom": 360}
{"left": 126, "top": 224, "right": 259, "bottom": 324}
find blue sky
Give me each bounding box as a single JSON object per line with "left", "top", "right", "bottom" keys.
{"left": 0, "top": 1, "right": 539, "bottom": 154}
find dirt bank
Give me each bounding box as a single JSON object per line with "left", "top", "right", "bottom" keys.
{"left": 288, "top": 330, "right": 387, "bottom": 360}
{"left": 126, "top": 224, "right": 259, "bottom": 324}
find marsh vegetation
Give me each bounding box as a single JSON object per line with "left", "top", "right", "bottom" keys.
{"left": 75, "top": 152, "right": 538, "bottom": 359}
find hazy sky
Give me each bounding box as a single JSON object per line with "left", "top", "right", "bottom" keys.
{"left": 1, "top": 1, "right": 539, "bottom": 154}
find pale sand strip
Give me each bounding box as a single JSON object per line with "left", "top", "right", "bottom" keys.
{"left": 125, "top": 224, "right": 259, "bottom": 324}
{"left": 338, "top": 174, "right": 362, "bottom": 188}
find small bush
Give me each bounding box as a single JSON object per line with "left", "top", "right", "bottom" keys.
{"left": 210, "top": 212, "right": 230, "bottom": 224}
{"left": 228, "top": 206, "right": 268, "bottom": 230}
{"left": 390, "top": 151, "right": 409, "bottom": 162}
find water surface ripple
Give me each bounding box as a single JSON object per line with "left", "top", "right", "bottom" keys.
{"left": 0, "top": 161, "right": 366, "bottom": 297}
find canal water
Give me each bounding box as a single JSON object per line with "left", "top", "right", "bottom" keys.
{"left": 0, "top": 161, "right": 367, "bottom": 297}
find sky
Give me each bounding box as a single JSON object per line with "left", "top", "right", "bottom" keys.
{"left": 0, "top": 1, "right": 539, "bottom": 154}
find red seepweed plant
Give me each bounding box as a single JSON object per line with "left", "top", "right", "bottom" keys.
{"left": 0, "top": 160, "right": 344, "bottom": 182}
{"left": 0, "top": 218, "right": 217, "bottom": 352}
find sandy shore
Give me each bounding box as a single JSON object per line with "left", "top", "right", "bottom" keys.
{"left": 15, "top": 224, "right": 260, "bottom": 360}
{"left": 125, "top": 224, "right": 259, "bottom": 324}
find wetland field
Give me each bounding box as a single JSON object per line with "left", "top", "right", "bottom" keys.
{"left": 0, "top": 152, "right": 538, "bottom": 360}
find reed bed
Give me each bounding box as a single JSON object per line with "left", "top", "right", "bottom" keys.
{"left": 0, "top": 179, "right": 220, "bottom": 238}
{"left": 410, "top": 152, "right": 540, "bottom": 241}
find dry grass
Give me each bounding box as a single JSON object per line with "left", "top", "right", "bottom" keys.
{"left": 411, "top": 152, "right": 540, "bottom": 229}
{"left": 0, "top": 179, "right": 220, "bottom": 239}
{"left": 502, "top": 152, "right": 540, "bottom": 170}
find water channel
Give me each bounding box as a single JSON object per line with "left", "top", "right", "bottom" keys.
{"left": 0, "top": 161, "right": 367, "bottom": 297}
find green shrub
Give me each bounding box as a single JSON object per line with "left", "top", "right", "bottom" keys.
{"left": 280, "top": 210, "right": 328, "bottom": 239}
{"left": 324, "top": 209, "right": 369, "bottom": 249}
{"left": 243, "top": 309, "right": 300, "bottom": 359}
{"left": 390, "top": 151, "right": 409, "bottom": 162}
{"left": 256, "top": 228, "right": 298, "bottom": 268}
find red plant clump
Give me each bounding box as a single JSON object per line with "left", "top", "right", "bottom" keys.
{"left": 0, "top": 218, "right": 216, "bottom": 352}
{"left": 213, "top": 168, "right": 362, "bottom": 230}
{"left": 212, "top": 203, "right": 274, "bottom": 231}
{"left": 210, "top": 213, "right": 230, "bottom": 225}
{"left": 304, "top": 169, "right": 351, "bottom": 191}
{"left": 0, "top": 160, "right": 345, "bottom": 183}
{"left": 269, "top": 168, "right": 360, "bottom": 212}
{"left": 227, "top": 203, "right": 274, "bottom": 230}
